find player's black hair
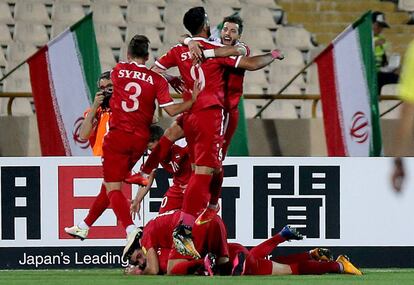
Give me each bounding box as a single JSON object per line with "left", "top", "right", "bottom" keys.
{"left": 149, "top": 125, "right": 164, "bottom": 142}
{"left": 222, "top": 14, "right": 244, "bottom": 35}
{"left": 183, "top": 6, "right": 207, "bottom": 36}
{"left": 128, "top": 35, "right": 150, "bottom": 58}
{"left": 96, "top": 70, "right": 111, "bottom": 88}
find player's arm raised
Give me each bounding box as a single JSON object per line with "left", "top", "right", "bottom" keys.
{"left": 162, "top": 79, "right": 201, "bottom": 116}
{"left": 237, "top": 50, "right": 284, "bottom": 71}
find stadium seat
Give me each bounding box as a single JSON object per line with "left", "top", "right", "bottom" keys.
{"left": 14, "top": 2, "right": 51, "bottom": 25}
{"left": 61, "top": 0, "right": 91, "bottom": 4}
{"left": 244, "top": 70, "right": 268, "bottom": 86}
{"left": 166, "top": 0, "right": 204, "bottom": 6}
{"left": 126, "top": 25, "right": 162, "bottom": 49}
{"left": 92, "top": 0, "right": 126, "bottom": 6}
{"left": 275, "top": 26, "right": 314, "bottom": 51}
{"left": 163, "top": 24, "right": 188, "bottom": 46}
{"left": 94, "top": 23, "right": 124, "bottom": 48}
{"left": 129, "top": 0, "right": 166, "bottom": 8}
{"left": 204, "top": 0, "right": 241, "bottom": 9}
{"left": 398, "top": 0, "right": 414, "bottom": 11}
{"left": 239, "top": 5, "right": 277, "bottom": 29}
{"left": 204, "top": 5, "right": 235, "bottom": 26}
{"left": 381, "top": 83, "right": 399, "bottom": 96}
{"left": 268, "top": 63, "right": 305, "bottom": 88}
{"left": 5, "top": 62, "right": 30, "bottom": 78}
{"left": 0, "top": 48, "right": 6, "bottom": 68}
{"left": 6, "top": 42, "right": 38, "bottom": 63}
{"left": 241, "top": 28, "right": 275, "bottom": 50}
{"left": 91, "top": 3, "right": 126, "bottom": 27}
{"left": 0, "top": 2, "right": 14, "bottom": 25}
{"left": 126, "top": 3, "right": 163, "bottom": 28}
{"left": 164, "top": 4, "right": 194, "bottom": 25}
{"left": 242, "top": 83, "right": 266, "bottom": 96}
{"left": 99, "top": 46, "right": 116, "bottom": 68}
{"left": 14, "top": 22, "right": 49, "bottom": 46}
{"left": 240, "top": 0, "right": 282, "bottom": 9}
{"left": 51, "top": 22, "right": 71, "bottom": 38}
{"left": 266, "top": 84, "right": 303, "bottom": 118}
{"left": 304, "top": 63, "right": 320, "bottom": 95}
{"left": 244, "top": 99, "right": 266, "bottom": 118}
{"left": 0, "top": 24, "right": 13, "bottom": 45}
{"left": 51, "top": 2, "right": 85, "bottom": 24}
{"left": 277, "top": 47, "right": 304, "bottom": 66}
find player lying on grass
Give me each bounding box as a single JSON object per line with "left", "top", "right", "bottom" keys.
{"left": 122, "top": 211, "right": 362, "bottom": 276}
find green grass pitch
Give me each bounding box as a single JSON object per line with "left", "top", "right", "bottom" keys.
{"left": 0, "top": 269, "right": 413, "bottom": 285}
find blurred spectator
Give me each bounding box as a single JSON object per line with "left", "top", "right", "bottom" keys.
{"left": 79, "top": 71, "right": 112, "bottom": 156}
{"left": 391, "top": 39, "right": 414, "bottom": 192}
{"left": 372, "top": 11, "right": 400, "bottom": 96}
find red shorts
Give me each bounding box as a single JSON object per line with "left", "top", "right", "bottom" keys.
{"left": 158, "top": 185, "right": 185, "bottom": 214}
{"left": 169, "top": 214, "right": 229, "bottom": 260}
{"left": 102, "top": 128, "right": 148, "bottom": 182}
{"left": 222, "top": 108, "right": 239, "bottom": 159}
{"left": 183, "top": 107, "right": 225, "bottom": 169}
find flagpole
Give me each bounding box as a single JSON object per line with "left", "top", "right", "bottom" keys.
{"left": 254, "top": 59, "right": 316, "bottom": 118}
{"left": 0, "top": 59, "right": 27, "bottom": 83}
{"left": 380, "top": 101, "right": 402, "bottom": 117}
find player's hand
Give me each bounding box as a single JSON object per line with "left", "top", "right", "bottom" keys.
{"left": 192, "top": 79, "right": 202, "bottom": 101}
{"left": 392, "top": 157, "right": 405, "bottom": 192}
{"left": 124, "top": 265, "right": 144, "bottom": 275}
{"left": 189, "top": 40, "right": 204, "bottom": 65}
{"left": 92, "top": 92, "right": 105, "bottom": 110}
{"left": 271, "top": 49, "right": 284, "bottom": 60}
{"left": 130, "top": 197, "right": 142, "bottom": 220}
{"left": 168, "top": 76, "right": 185, "bottom": 94}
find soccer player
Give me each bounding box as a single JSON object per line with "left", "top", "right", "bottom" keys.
{"left": 152, "top": 7, "right": 284, "bottom": 259}
{"left": 122, "top": 209, "right": 229, "bottom": 275}
{"left": 64, "top": 35, "right": 197, "bottom": 242}
{"left": 129, "top": 124, "right": 192, "bottom": 217}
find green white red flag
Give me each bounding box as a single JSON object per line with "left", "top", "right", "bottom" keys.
{"left": 315, "top": 11, "right": 382, "bottom": 156}
{"left": 28, "top": 13, "right": 101, "bottom": 155}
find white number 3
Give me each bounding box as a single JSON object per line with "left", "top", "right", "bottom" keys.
{"left": 122, "top": 82, "right": 141, "bottom": 112}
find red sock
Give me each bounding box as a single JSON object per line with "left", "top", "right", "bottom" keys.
{"left": 209, "top": 170, "right": 223, "bottom": 206}
{"left": 84, "top": 184, "right": 109, "bottom": 227}
{"left": 290, "top": 260, "right": 341, "bottom": 275}
{"left": 249, "top": 233, "right": 285, "bottom": 259}
{"left": 244, "top": 254, "right": 273, "bottom": 275}
{"left": 107, "top": 190, "right": 133, "bottom": 229}
{"left": 170, "top": 259, "right": 203, "bottom": 275}
{"left": 181, "top": 174, "right": 213, "bottom": 225}
{"left": 272, "top": 252, "right": 311, "bottom": 264}
{"left": 142, "top": 136, "right": 173, "bottom": 174}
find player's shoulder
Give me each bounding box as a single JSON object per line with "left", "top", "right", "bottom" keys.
{"left": 193, "top": 37, "right": 224, "bottom": 48}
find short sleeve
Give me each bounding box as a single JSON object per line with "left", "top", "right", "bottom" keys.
{"left": 155, "top": 47, "right": 177, "bottom": 70}
{"left": 156, "top": 76, "right": 174, "bottom": 107}
{"left": 215, "top": 55, "right": 242, "bottom": 68}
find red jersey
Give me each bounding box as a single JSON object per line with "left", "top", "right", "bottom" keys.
{"left": 159, "top": 138, "right": 191, "bottom": 187}
{"left": 110, "top": 61, "right": 174, "bottom": 136}
{"left": 155, "top": 38, "right": 241, "bottom": 112}
{"left": 141, "top": 210, "right": 180, "bottom": 254}
{"left": 224, "top": 42, "right": 250, "bottom": 111}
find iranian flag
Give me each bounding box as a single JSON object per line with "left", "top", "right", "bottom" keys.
{"left": 315, "top": 11, "right": 382, "bottom": 156}
{"left": 28, "top": 13, "right": 101, "bottom": 156}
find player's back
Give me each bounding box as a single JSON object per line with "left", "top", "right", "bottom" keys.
{"left": 160, "top": 138, "right": 191, "bottom": 186}
{"left": 110, "top": 61, "right": 171, "bottom": 136}
{"left": 156, "top": 38, "right": 240, "bottom": 112}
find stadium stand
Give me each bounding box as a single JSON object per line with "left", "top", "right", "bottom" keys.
{"left": 0, "top": 0, "right": 413, "bottom": 119}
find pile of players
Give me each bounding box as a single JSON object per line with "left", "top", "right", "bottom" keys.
{"left": 63, "top": 6, "right": 362, "bottom": 276}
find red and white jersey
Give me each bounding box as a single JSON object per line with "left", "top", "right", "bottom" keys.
{"left": 160, "top": 138, "right": 191, "bottom": 188}
{"left": 110, "top": 61, "right": 174, "bottom": 136}
{"left": 155, "top": 38, "right": 242, "bottom": 112}
{"left": 224, "top": 41, "right": 250, "bottom": 111}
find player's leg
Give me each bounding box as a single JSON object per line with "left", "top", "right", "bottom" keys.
{"left": 272, "top": 248, "right": 333, "bottom": 264}
{"left": 64, "top": 183, "right": 109, "bottom": 240}
{"left": 125, "top": 120, "right": 184, "bottom": 185}
{"left": 102, "top": 130, "right": 144, "bottom": 236}
{"left": 173, "top": 108, "right": 224, "bottom": 258}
